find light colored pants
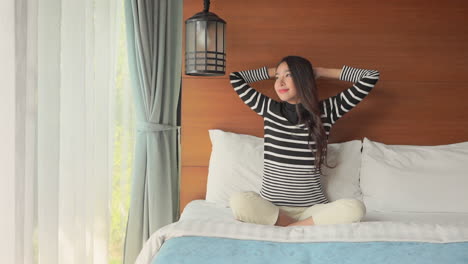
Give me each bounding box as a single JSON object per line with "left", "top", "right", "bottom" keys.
{"left": 229, "top": 191, "right": 366, "bottom": 226}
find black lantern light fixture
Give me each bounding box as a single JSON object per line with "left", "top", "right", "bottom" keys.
{"left": 185, "top": 0, "right": 226, "bottom": 76}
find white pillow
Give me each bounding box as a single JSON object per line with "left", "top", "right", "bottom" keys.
{"left": 206, "top": 129, "right": 363, "bottom": 207}
{"left": 360, "top": 137, "right": 468, "bottom": 213}
{"left": 321, "top": 140, "right": 363, "bottom": 202}
{"left": 206, "top": 130, "right": 264, "bottom": 207}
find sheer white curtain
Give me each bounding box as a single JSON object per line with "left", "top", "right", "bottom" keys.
{"left": 1, "top": 0, "right": 39, "bottom": 263}
{"left": 36, "top": 0, "right": 119, "bottom": 263}
{"left": 0, "top": 0, "right": 19, "bottom": 263}
{"left": 1, "top": 0, "right": 129, "bottom": 262}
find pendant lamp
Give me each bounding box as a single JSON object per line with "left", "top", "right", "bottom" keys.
{"left": 185, "top": 0, "right": 226, "bottom": 76}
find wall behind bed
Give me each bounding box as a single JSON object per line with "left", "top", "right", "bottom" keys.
{"left": 180, "top": 0, "right": 468, "bottom": 211}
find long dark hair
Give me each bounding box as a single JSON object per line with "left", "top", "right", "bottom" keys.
{"left": 278, "top": 56, "right": 334, "bottom": 171}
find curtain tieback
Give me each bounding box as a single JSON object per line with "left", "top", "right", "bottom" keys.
{"left": 137, "top": 121, "right": 180, "bottom": 132}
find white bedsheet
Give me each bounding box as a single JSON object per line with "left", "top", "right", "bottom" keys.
{"left": 135, "top": 200, "right": 468, "bottom": 264}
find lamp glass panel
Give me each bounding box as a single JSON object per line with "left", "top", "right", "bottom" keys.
{"left": 186, "top": 22, "right": 195, "bottom": 52}
{"left": 195, "top": 21, "right": 207, "bottom": 52}
{"left": 217, "top": 23, "right": 224, "bottom": 53}
{"left": 207, "top": 21, "right": 217, "bottom": 52}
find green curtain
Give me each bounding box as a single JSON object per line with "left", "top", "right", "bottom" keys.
{"left": 123, "top": 1, "right": 182, "bottom": 263}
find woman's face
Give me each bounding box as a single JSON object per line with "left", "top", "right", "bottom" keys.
{"left": 274, "top": 62, "right": 299, "bottom": 104}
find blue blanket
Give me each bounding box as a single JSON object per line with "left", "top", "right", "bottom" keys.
{"left": 152, "top": 236, "right": 468, "bottom": 264}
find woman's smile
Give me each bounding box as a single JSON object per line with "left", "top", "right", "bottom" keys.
{"left": 278, "top": 88, "right": 289, "bottom": 94}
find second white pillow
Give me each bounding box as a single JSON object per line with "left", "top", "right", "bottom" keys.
{"left": 360, "top": 137, "right": 468, "bottom": 213}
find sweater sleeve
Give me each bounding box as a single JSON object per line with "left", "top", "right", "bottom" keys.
{"left": 229, "top": 67, "right": 272, "bottom": 117}
{"left": 320, "top": 65, "right": 380, "bottom": 126}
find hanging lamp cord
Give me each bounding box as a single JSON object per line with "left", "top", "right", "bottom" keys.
{"left": 203, "top": 0, "right": 210, "bottom": 12}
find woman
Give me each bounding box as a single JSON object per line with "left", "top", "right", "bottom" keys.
{"left": 229, "top": 56, "right": 380, "bottom": 226}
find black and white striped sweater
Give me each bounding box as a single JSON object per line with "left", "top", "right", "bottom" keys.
{"left": 229, "top": 65, "right": 380, "bottom": 207}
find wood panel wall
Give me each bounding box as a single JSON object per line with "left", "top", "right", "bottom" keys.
{"left": 180, "top": 0, "right": 468, "bottom": 211}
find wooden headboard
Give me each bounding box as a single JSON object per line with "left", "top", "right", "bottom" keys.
{"left": 180, "top": 0, "right": 468, "bottom": 212}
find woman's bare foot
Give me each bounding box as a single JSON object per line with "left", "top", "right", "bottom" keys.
{"left": 275, "top": 210, "right": 296, "bottom": 226}
{"left": 287, "top": 217, "right": 315, "bottom": 226}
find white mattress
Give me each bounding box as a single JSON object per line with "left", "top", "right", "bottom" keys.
{"left": 181, "top": 199, "right": 468, "bottom": 225}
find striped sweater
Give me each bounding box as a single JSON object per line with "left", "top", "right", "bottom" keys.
{"left": 229, "top": 65, "right": 380, "bottom": 207}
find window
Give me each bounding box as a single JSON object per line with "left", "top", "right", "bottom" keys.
{"left": 109, "top": 2, "right": 135, "bottom": 263}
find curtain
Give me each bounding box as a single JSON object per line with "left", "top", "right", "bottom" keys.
{"left": 0, "top": 0, "right": 22, "bottom": 263}
{"left": 123, "top": 1, "right": 183, "bottom": 263}
{"left": 1, "top": 0, "right": 40, "bottom": 263}
{"left": 1, "top": 0, "right": 132, "bottom": 263}
{"left": 36, "top": 0, "right": 119, "bottom": 263}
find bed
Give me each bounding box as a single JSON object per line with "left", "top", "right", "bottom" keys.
{"left": 135, "top": 130, "right": 468, "bottom": 264}
{"left": 138, "top": 202, "right": 468, "bottom": 264}
{"left": 152, "top": 0, "right": 468, "bottom": 261}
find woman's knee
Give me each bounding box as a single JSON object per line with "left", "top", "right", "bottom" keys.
{"left": 337, "top": 199, "right": 366, "bottom": 220}
{"left": 229, "top": 191, "right": 279, "bottom": 225}
{"left": 312, "top": 198, "right": 366, "bottom": 225}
